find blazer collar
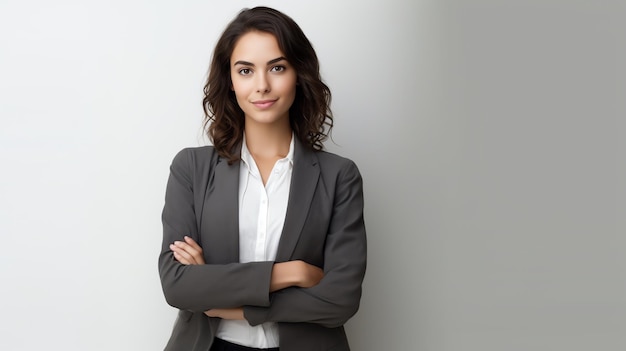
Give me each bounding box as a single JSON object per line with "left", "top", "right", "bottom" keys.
{"left": 204, "top": 151, "right": 240, "bottom": 263}
{"left": 276, "top": 138, "right": 320, "bottom": 262}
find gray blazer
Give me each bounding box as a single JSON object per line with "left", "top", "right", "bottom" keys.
{"left": 158, "top": 139, "right": 366, "bottom": 351}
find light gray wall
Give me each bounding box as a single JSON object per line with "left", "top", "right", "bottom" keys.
{"left": 0, "top": 1, "right": 623, "bottom": 350}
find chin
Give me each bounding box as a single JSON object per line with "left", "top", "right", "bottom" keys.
{"left": 245, "top": 112, "right": 289, "bottom": 126}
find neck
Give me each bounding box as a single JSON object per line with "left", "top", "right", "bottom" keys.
{"left": 244, "top": 120, "right": 292, "bottom": 159}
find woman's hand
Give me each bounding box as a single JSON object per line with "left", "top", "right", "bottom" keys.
{"left": 170, "top": 236, "right": 205, "bottom": 265}
{"left": 270, "top": 260, "right": 324, "bottom": 292}
{"left": 204, "top": 308, "right": 244, "bottom": 320}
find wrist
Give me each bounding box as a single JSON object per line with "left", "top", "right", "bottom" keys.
{"left": 270, "top": 261, "right": 301, "bottom": 292}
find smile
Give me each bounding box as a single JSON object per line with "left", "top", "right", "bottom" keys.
{"left": 252, "top": 99, "right": 277, "bottom": 109}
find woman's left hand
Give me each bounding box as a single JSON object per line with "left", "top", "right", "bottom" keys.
{"left": 170, "top": 236, "right": 205, "bottom": 265}
{"left": 204, "top": 308, "right": 244, "bottom": 320}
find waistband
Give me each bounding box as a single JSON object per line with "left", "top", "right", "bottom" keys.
{"left": 211, "top": 338, "right": 279, "bottom": 351}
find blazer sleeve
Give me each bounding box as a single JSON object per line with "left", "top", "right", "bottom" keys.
{"left": 243, "top": 159, "right": 367, "bottom": 328}
{"left": 158, "top": 148, "right": 274, "bottom": 312}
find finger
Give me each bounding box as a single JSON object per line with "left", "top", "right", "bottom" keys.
{"left": 172, "top": 250, "right": 192, "bottom": 265}
{"left": 175, "top": 240, "right": 205, "bottom": 264}
{"left": 170, "top": 243, "right": 197, "bottom": 265}
{"left": 184, "top": 236, "right": 203, "bottom": 252}
{"left": 174, "top": 241, "right": 200, "bottom": 256}
{"left": 172, "top": 251, "right": 189, "bottom": 265}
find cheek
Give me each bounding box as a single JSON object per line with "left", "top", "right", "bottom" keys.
{"left": 230, "top": 76, "right": 240, "bottom": 93}
{"left": 230, "top": 71, "right": 248, "bottom": 91}
{"left": 231, "top": 79, "right": 249, "bottom": 100}
{"left": 230, "top": 85, "right": 248, "bottom": 109}
{"left": 278, "top": 76, "right": 298, "bottom": 98}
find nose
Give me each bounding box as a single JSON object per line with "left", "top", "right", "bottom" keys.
{"left": 256, "top": 72, "right": 270, "bottom": 93}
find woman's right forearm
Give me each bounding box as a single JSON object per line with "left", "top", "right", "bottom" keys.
{"left": 159, "top": 253, "right": 274, "bottom": 311}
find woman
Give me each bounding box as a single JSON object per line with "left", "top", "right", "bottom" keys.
{"left": 159, "top": 7, "right": 366, "bottom": 351}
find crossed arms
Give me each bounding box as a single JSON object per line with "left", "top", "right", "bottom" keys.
{"left": 158, "top": 148, "right": 366, "bottom": 328}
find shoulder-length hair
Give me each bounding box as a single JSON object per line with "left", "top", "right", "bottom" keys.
{"left": 202, "top": 6, "right": 333, "bottom": 164}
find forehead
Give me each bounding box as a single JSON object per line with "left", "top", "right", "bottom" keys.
{"left": 231, "top": 31, "right": 285, "bottom": 63}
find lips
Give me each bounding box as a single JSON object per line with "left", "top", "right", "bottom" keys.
{"left": 252, "top": 99, "right": 277, "bottom": 109}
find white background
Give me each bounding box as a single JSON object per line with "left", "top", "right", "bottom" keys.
{"left": 1, "top": 1, "right": 623, "bottom": 350}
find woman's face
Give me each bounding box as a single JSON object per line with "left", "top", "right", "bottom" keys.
{"left": 230, "top": 31, "right": 297, "bottom": 128}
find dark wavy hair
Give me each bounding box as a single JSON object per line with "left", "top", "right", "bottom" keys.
{"left": 202, "top": 7, "right": 333, "bottom": 164}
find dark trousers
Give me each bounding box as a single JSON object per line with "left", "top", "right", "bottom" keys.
{"left": 210, "top": 338, "right": 279, "bottom": 351}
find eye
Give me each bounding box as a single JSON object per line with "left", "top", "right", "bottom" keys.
{"left": 238, "top": 68, "right": 252, "bottom": 75}
{"left": 270, "top": 65, "right": 286, "bottom": 73}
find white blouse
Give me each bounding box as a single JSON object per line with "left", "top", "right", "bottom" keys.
{"left": 216, "top": 134, "right": 294, "bottom": 348}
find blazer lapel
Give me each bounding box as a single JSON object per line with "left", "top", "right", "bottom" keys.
{"left": 202, "top": 155, "right": 240, "bottom": 263}
{"left": 275, "top": 139, "right": 320, "bottom": 262}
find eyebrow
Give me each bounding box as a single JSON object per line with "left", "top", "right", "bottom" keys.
{"left": 233, "top": 56, "right": 287, "bottom": 67}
